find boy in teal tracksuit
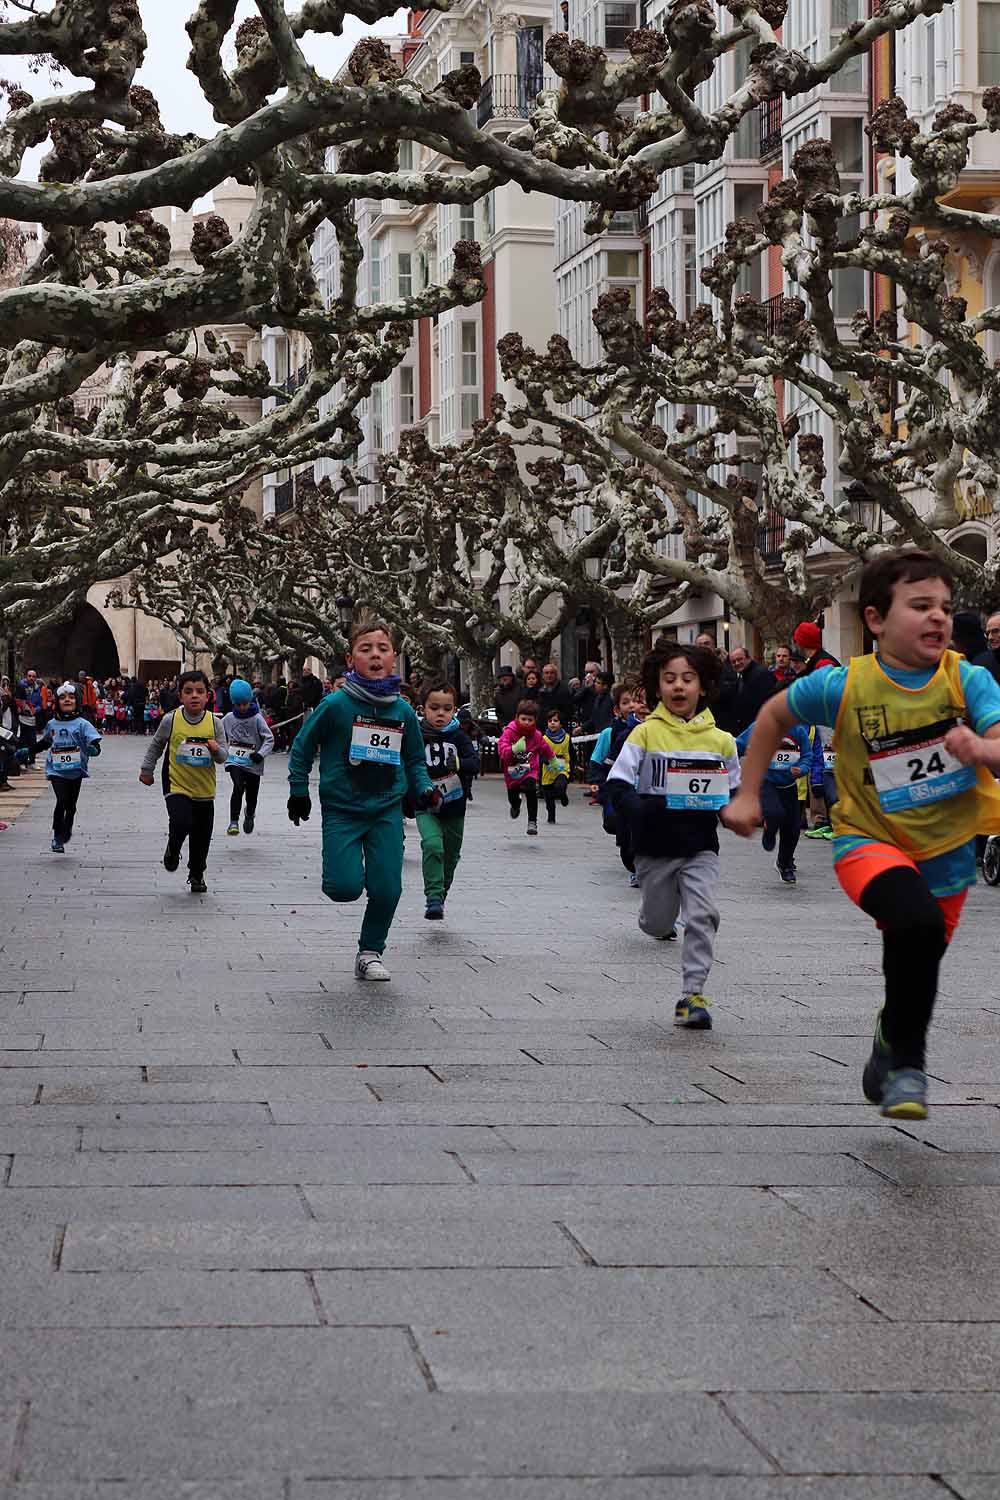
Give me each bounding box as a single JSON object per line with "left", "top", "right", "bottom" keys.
{"left": 286, "top": 620, "right": 437, "bottom": 982}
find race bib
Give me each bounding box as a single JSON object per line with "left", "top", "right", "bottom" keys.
{"left": 664, "top": 755, "right": 730, "bottom": 811}
{"left": 550, "top": 757, "right": 568, "bottom": 775}
{"left": 508, "top": 757, "right": 530, "bottom": 781}
{"left": 769, "top": 745, "right": 800, "bottom": 772}
{"left": 350, "top": 716, "right": 402, "bottom": 766}
{"left": 176, "top": 738, "right": 212, "bottom": 768}
{"left": 823, "top": 750, "right": 837, "bottom": 771}
{"left": 52, "top": 748, "right": 81, "bottom": 771}
{"left": 866, "top": 720, "right": 975, "bottom": 813}
{"left": 227, "top": 744, "right": 254, "bottom": 765}
{"left": 436, "top": 772, "right": 464, "bottom": 804}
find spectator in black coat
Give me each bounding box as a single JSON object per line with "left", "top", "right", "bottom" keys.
{"left": 493, "top": 667, "right": 521, "bottom": 727}
{"left": 535, "top": 662, "right": 574, "bottom": 729}
{"left": 301, "top": 666, "right": 324, "bottom": 712}
{"left": 585, "top": 671, "right": 615, "bottom": 733}
{"left": 718, "top": 645, "right": 777, "bottom": 735}
{"left": 973, "top": 611, "right": 1000, "bottom": 685}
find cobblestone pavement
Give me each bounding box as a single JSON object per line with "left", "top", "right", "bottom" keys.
{"left": 2, "top": 738, "right": 1000, "bottom": 1497}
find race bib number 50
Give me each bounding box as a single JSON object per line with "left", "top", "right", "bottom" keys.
{"left": 664, "top": 755, "right": 730, "bottom": 811}
{"left": 350, "top": 716, "right": 403, "bottom": 766}
{"left": 867, "top": 719, "right": 975, "bottom": 812}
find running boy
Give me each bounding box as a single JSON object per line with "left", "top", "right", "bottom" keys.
{"left": 38, "top": 682, "right": 102, "bottom": 852}
{"left": 727, "top": 549, "right": 1000, "bottom": 1118}
{"left": 286, "top": 618, "right": 437, "bottom": 981}
{"left": 607, "top": 645, "right": 741, "bottom": 1029}
{"left": 139, "top": 670, "right": 228, "bottom": 894}
{"left": 498, "top": 700, "right": 554, "bottom": 835}
{"left": 540, "top": 708, "right": 572, "bottom": 824}
{"left": 414, "top": 680, "right": 480, "bottom": 919}
{"left": 735, "top": 718, "right": 812, "bottom": 884}
{"left": 223, "top": 678, "right": 274, "bottom": 835}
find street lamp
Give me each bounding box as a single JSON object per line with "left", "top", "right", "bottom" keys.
{"left": 335, "top": 596, "right": 354, "bottom": 632}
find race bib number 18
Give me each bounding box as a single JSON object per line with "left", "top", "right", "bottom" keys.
{"left": 867, "top": 720, "right": 975, "bottom": 812}
{"left": 177, "top": 739, "right": 212, "bottom": 767}
{"left": 664, "top": 755, "right": 730, "bottom": 811}
{"left": 350, "top": 716, "right": 403, "bottom": 766}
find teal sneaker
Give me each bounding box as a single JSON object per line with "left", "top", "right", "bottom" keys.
{"left": 675, "top": 994, "right": 712, "bottom": 1030}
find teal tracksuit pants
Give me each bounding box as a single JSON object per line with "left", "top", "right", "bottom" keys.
{"left": 321, "top": 802, "right": 404, "bottom": 954}
{"left": 415, "top": 810, "right": 465, "bottom": 902}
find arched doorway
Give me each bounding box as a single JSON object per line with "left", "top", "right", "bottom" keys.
{"left": 23, "top": 602, "right": 121, "bottom": 680}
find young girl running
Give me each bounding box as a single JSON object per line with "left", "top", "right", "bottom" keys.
{"left": 498, "top": 700, "right": 554, "bottom": 835}
{"left": 607, "top": 645, "right": 741, "bottom": 1030}
{"left": 286, "top": 619, "right": 437, "bottom": 981}
{"left": 37, "top": 682, "right": 102, "bottom": 852}
{"left": 540, "top": 709, "right": 572, "bottom": 825}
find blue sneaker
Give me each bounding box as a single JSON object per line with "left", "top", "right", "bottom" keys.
{"left": 880, "top": 1068, "right": 928, "bottom": 1121}
{"left": 424, "top": 899, "right": 445, "bottom": 921}
{"left": 628, "top": 872, "right": 640, "bottom": 889}
{"left": 675, "top": 994, "right": 712, "bottom": 1030}
{"left": 778, "top": 862, "right": 797, "bottom": 885}
{"left": 761, "top": 827, "right": 777, "bottom": 853}
{"left": 50, "top": 839, "right": 64, "bottom": 854}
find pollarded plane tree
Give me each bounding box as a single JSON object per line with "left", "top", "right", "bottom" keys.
{"left": 465, "top": 7, "right": 1000, "bottom": 649}
{"left": 0, "top": 0, "right": 957, "bottom": 646}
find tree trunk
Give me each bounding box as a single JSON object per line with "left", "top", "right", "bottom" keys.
{"left": 607, "top": 616, "right": 645, "bottom": 676}
{"left": 464, "top": 652, "right": 498, "bottom": 715}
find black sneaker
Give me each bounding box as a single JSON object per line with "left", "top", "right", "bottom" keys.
{"left": 188, "top": 875, "right": 208, "bottom": 894}
{"left": 547, "top": 813, "right": 556, "bottom": 824}
{"left": 862, "top": 1018, "right": 892, "bottom": 1104}
{"left": 777, "top": 862, "right": 797, "bottom": 885}
{"left": 163, "top": 843, "right": 180, "bottom": 873}
{"left": 243, "top": 814, "right": 255, "bottom": 834}
{"left": 560, "top": 790, "right": 568, "bottom": 807}
{"left": 761, "top": 827, "right": 777, "bottom": 853}
{"left": 509, "top": 800, "right": 520, "bottom": 820}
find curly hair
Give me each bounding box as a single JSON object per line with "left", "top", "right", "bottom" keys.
{"left": 640, "top": 643, "right": 722, "bottom": 713}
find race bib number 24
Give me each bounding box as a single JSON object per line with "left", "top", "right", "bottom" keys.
{"left": 867, "top": 720, "right": 975, "bottom": 813}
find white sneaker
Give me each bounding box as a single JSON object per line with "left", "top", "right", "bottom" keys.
{"left": 355, "top": 951, "right": 391, "bottom": 982}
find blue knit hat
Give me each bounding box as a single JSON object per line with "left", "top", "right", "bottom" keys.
{"left": 229, "top": 678, "right": 253, "bottom": 705}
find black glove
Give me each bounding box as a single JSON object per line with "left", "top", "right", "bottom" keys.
{"left": 416, "top": 787, "right": 442, "bottom": 812}
{"left": 287, "top": 793, "right": 312, "bottom": 825}
{"left": 250, "top": 751, "right": 264, "bottom": 764}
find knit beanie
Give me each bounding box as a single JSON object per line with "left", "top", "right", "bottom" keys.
{"left": 229, "top": 678, "right": 253, "bottom": 706}
{"left": 792, "top": 622, "right": 822, "bottom": 652}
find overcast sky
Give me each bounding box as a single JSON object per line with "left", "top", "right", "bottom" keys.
{"left": 13, "top": 1, "right": 409, "bottom": 191}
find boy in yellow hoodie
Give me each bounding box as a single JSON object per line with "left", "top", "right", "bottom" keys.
{"left": 607, "top": 643, "right": 741, "bottom": 1030}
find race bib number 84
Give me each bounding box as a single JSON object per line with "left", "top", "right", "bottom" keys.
{"left": 350, "top": 716, "right": 403, "bottom": 766}
{"left": 867, "top": 719, "right": 976, "bottom": 812}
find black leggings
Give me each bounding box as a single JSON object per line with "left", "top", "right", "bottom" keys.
{"left": 165, "top": 794, "right": 215, "bottom": 878}
{"left": 859, "top": 865, "right": 948, "bottom": 1071}
{"left": 543, "top": 775, "right": 568, "bottom": 820}
{"left": 51, "top": 777, "right": 82, "bottom": 841}
{"left": 508, "top": 781, "right": 538, "bottom": 822}
{"left": 228, "top": 768, "right": 260, "bottom": 823}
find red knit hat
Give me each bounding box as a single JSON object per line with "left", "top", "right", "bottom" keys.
{"left": 793, "top": 621, "right": 822, "bottom": 651}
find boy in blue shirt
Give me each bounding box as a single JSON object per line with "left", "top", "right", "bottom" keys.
{"left": 735, "top": 719, "right": 812, "bottom": 884}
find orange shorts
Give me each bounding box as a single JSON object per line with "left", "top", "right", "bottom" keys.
{"left": 835, "top": 842, "right": 966, "bottom": 944}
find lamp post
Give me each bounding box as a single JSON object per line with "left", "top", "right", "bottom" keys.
{"left": 335, "top": 595, "right": 354, "bottom": 633}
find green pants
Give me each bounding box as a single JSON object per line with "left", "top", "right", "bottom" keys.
{"left": 415, "top": 810, "right": 465, "bottom": 902}
{"left": 321, "top": 802, "right": 403, "bottom": 954}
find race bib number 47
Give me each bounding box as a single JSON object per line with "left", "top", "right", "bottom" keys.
{"left": 664, "top": 755, "right": 730, "bottom": 811}
{"left": 350, "top": 716, "right": 403, "bottom": 766}
{"left": 866, "top": 719, "right": 976, "bottom": 812}
{"left": 227, "top": 744, "right": 254, "bottom": 764}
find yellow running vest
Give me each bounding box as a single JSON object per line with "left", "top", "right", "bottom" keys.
{"left": 832, "top": 650, "right": 1000, "bottom": 859}
{"left": 167, "top": 708, "right": 217, "bottom": 799}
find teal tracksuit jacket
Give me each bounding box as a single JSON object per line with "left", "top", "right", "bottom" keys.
{"left": 287, "top": 689, "right": 433, "bottom": 952}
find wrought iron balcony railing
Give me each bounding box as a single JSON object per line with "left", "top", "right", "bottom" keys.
{"left": 759, "top": 95, "right": 783, "bottom": 160}
{"left": 477, "top": 74, "right": 552, "bottom": 126}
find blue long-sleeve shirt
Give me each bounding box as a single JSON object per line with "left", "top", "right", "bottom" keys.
{"left": 735, "top": 720, "right": 812, "bottom": 788}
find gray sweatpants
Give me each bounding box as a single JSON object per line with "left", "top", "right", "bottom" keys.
{"left": 635, "top": 848, "right": 720, "bottom": 998}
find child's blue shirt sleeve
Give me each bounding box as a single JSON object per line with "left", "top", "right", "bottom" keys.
{"left": 588, "top": 726, "right": 612, "bottom": 778}
{"left": 959, "top": 660, "right": 1000, "bottom": 734}
{"left": 786, "top": 666, "right": 848, "bottom": 728}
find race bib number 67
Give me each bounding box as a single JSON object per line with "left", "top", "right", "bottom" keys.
{"left": 866, "top": 719, "right": 976, "bottom": 812}
{"left": 664, "top": 755, "right": 730, "bottom": 811}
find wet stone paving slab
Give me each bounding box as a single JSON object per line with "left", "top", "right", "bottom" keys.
{"left": 1, "top": 738, "right": 999, "bottom": 1496}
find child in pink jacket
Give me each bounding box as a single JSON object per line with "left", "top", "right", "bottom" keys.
{"left": 498, "top": 700, "right": 554, "bottom": 836}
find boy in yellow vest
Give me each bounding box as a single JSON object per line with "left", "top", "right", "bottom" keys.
{"left": 728, "top": 550, "right": 1000, "bottom": 1119}
{"left": 139, "top": 670, "right": 228, "bottom": 894}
